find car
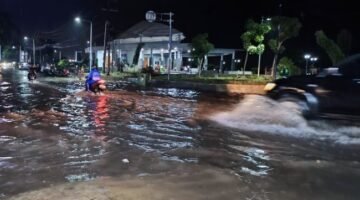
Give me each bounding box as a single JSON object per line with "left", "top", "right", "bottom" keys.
{"left": 43, "top": 65, "right": 70, "bottom": 77}
{"left": 18, "top": 62, "right": 31, "bottom": 70}
{"left": 264, "top": 54, "right": 360, "bottom": 117}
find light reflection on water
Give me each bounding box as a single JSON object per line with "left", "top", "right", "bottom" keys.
{"left": 1, "top": 68, "right": 360, "bottom": 199}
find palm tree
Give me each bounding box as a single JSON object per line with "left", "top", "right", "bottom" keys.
{"left": 268, "top": 16, "right": 302, "bottom": 78}
{"left": 190, "top": 33, "right": 214, "bottom": 77}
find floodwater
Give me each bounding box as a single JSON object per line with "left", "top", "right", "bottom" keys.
{"left": 1, "top": 68, "right": 360, "bottom": 200}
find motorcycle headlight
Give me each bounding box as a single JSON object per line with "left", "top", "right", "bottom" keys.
{"left": 264, "top": 83, "right": 277, "bottom": 91}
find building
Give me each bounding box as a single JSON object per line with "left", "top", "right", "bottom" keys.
{"left": 87, "top": 20, "right": 241, "bottom": 73}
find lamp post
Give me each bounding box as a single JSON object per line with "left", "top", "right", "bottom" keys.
{"left": 234, "top": 59, "right": 241, "bottom": 71}
{"left": 310, "top": 57, "right": 318, "bottom": 75}
{"left": 145, "top": 10, "right": 174, "bottom": 81}
{"left": 75, "top": 51, "right": 82, "bottom": 62}
{"left": 75, "top": 17, "right": 93, "bottom": 72}
{"left": 310, "top": 57, "right": 318, "bottom": 62}
{"left": 304, "top": 54, "right": 311, "bottom": 75}
{"left": 24, "top": 36, "right": 36, "bottom": 67}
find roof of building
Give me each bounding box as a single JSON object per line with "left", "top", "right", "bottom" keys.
{"left": 117, "top": 21, "right": 182, "bottom": 39}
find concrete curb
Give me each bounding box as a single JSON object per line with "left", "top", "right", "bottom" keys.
{"left": 149, "top": 80, "right": 266, "bottom": 95}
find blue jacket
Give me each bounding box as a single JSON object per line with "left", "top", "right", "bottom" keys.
{"left": 86, "top": 68, "right": 101, "bottom": 86}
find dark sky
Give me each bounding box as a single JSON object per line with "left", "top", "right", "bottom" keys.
{"left": 0, "top": 0, "right": 359, "bottom": 65}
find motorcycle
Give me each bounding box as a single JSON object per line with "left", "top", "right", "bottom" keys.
{"left": 87, "top": 79, "right": 106, "bottom": 94}
{"left": 44, "top": 66, "right": 70, "bottom": 77}
{"left": 28, "top": 69, "right": 37, "bottom": 80}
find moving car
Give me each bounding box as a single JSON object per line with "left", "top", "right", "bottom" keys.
{"left": 265, "top": 54, "right": 360, "bottom": 117}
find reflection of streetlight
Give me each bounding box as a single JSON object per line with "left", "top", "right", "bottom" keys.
{"left": 75, "top": 16, "right": 93, "bottom": 72}
{"left": 24, "top": 36, "right": 36, "bottom": 67}
{"left": 304, "top": 54, "right": 311, "bottom": 75}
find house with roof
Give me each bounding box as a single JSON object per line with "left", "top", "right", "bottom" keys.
{"left": 113, "top": 20, "right": 185, "bottom": 71}
{"left": 87, "top": 20, "right": 243, "bottom": 74}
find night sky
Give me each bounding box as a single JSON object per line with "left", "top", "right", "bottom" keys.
{"left": 0, "top": 0, "right": 359, "bottom": 66}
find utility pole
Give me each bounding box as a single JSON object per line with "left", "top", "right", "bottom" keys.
{"left": 103, "top": 21, "right": 109, "bottom": 72}
{"left": 19, "top": 45, "right": 22, "bottom": 63}
{"left": 32, "top": 39, "right": 36, "bottom": 67}
{"left": 145, "top": 11, "right": 174, "bottom": 81}
{"left": 168, "top": 12, "right": 173, "bottom": 81}
{"left": 273, "top": 3, "right": 283, "bottom": 80}
{"left": 107, "top": 41, "right": 111, "bottom": 76}
{"left": 90, "top": 22, "right": 93, "bottom": 70}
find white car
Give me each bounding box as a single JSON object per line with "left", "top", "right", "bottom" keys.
{"left": 18, "top": 62, "right": 30, "bottom": 70}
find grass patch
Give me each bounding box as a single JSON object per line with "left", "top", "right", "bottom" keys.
{"left": 152, "top": 74, "right": 272, "bottom": 84}
{"left": 104, "top": 70, "right": 272, "bottom": 85}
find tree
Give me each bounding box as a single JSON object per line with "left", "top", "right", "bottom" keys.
{"left": 2, "top": 46, "right": 17, "bottom": 61}
{"left": 268, "top": 16, "right": 302, "bottom": 78}
{"left": 240, "top": 32, "right": 251, "bottom": 75}
{"left": 242, "top": 19, "right": 271, "bottom": 77}
{"left": 277, "top": 57, "right": 301, "bottom": 77}
{"left": 0, "top": 13, "right": 20, "bottom": 49}
{"left": 337, "top": 29, "right": 352, "bottom": 56}
{"left": 190, "top": 33, "right": 214, "bottom": 77}
{"left": 57, "top": 59, "right": 70, "bottom": 69}
{"left": 315, "top": 30, "right": 345, "bottom": 65}
{"left": 132, "top": 43, "right": 144, "bottom": 66}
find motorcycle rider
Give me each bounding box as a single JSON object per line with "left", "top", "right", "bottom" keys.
{"left": 28, "top": 64, "right": 37, "bottom": 80}
{"left": 85, "top": 67, "right": 105, "bottom": 93}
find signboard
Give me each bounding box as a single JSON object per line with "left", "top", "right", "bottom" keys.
{"left": 145, "top": 11, "right": 156, "bottom": 23}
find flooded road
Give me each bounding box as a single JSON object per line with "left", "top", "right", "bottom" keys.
{"left": 1, "top": 68, "right": 360, "bottom": 200}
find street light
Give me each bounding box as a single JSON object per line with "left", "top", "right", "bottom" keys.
{"left": 75, "top": 17, "right": 81, "bottom": 23}
{"left": 304, "top": 54, "right": 311, "bottom": 75}
{"left": 310, "top": 57, "right": 318, "bottom": 62}
{"left": 75, "top": 16, "right": 93, "bottom": 72}
{"left": 310, "top": 57, "right": 318, "bottom": 75}
{"left": 24, "top": 36, "right": 36, "bottom": 67}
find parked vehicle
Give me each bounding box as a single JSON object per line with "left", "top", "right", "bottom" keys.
{"left": 265, "top": 54, "right": 360, "bottom": 117}
{"left": 18, "top": 62, "right": 31, "bottom": 70}
{"left": 43, "top": 65, "right": 70, "bottom": 77}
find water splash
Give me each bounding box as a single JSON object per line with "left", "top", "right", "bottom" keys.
{"left": 211, "top": 95, "right": 360, "bottom": 145}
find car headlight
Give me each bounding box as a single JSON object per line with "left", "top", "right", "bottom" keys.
{"left": 264, "top": 83, "right": 277, "bottom": 91}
